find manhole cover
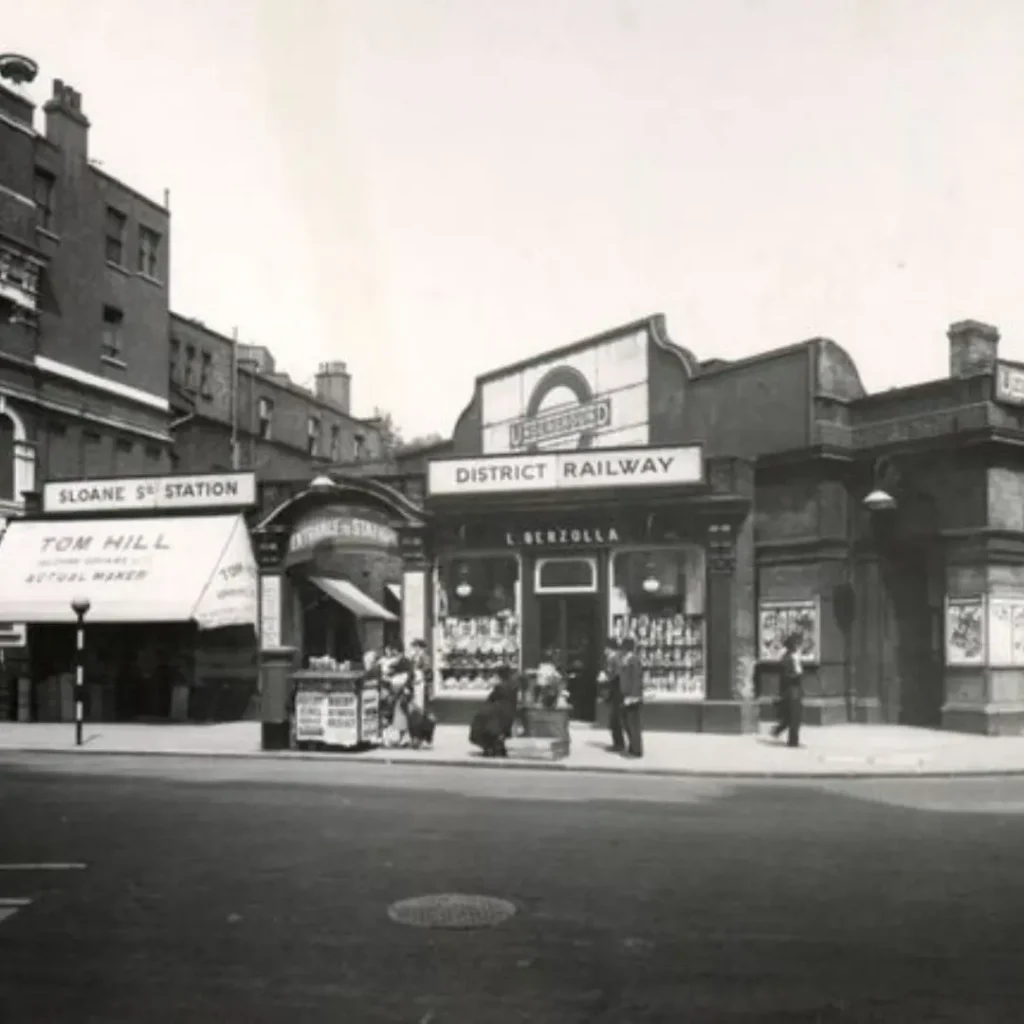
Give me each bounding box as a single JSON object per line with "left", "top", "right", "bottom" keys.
{"left": 387, "top": 893, "right": 517, "bottom": 930}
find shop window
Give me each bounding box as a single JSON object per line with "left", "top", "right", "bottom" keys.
{"left": 434, "top": 555, "right": 521, "bottom": 696}
{"left": 534, "top": 557, "right": 597, "bottom": 594}
{"left": 610, "top": 547, "right": 706, "bottom": 701}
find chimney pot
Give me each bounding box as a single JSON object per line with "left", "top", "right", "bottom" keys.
{"left": 949, "top": 319, "right": 1000, "bottom": 380}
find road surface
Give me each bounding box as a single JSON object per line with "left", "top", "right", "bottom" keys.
{"left": 1, "top": 754, "right": 1023, "bottom": 1022}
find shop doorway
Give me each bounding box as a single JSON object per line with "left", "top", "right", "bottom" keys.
{"left": 538, "top": 594, "right": 602, "bottom": 722}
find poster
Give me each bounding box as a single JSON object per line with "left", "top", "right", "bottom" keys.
{"left": 986, "top": 597, "right": 1024, "bottom": 666}
{"left": 758, "top": 599, "right": 820, "bottom": 663}
{"left": 945, "top": 597, "right": 985, "bottom": 665}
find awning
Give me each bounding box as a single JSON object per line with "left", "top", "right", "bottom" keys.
{"left": 387, "top": 583, "right": 402, "bottom": 603}
{"left": 0, "top": 514, "right": 257, "bottom": 629}
{"left": 311, "top": 577, "right": 398, "bottom": 622}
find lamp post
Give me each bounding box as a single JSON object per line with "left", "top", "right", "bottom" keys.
{"left": 70, "top": 596, "right": 90, "bottom": 746}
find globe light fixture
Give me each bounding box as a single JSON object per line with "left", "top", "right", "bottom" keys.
{"left": 455, "top": 580, "right": 473, "bottom": 599}
{"left": 642, "top": 575, "right": 661, "bottom": 595}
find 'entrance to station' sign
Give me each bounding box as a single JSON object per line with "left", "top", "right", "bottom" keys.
{"left": 427, "top": 446, "right": 703, "bottom": 496}
{"left": 42, "top": 472, "right": 258, "bottom": 514}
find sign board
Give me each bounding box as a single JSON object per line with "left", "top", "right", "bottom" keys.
{"left": 259, "top": 575, "right": 283, "bottom": 650}
{"left": 0, "top": 622, "right": 26, "bottom": 648}
{"left": 481, "top": 329, "right": 650, "bottom": 454}
{"left": 505, "top": 525, "right": 621, "bottom": 547}
{"left": 427, "top": 446, "right": 703, "bottom": 497}
{"left": 995, "top": 363, "right": 1024, "bottom": 407}
{"left": 42, "top": 472, "right": 258, "bottom": 515}
{"left": 288, "top": 509, "right": 398, "bottom": 558}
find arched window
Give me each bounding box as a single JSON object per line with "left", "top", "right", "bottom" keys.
{"left": 0, "top": 401, "right": 34, "bottom": 507}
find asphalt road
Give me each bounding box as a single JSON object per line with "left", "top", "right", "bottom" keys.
{"left": 1, "top": 756, "right": 1023, "bottom": 1024}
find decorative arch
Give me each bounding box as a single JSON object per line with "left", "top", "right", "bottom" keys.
{"left": 0, "top": 395, "right": 35, "bottom": 508}
{"left": 255, "top": 472, "right": 427, "bottom": 534}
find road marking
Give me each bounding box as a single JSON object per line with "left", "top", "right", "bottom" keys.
{"left": 0, "top": 863, "right": 86, "bottom": 871}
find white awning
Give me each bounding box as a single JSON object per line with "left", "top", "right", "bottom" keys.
{"left": 387, "top": 583, "right": 402, "bottom": 603}
{"left": 0, "top": 514, "right": 257, "bottom": 629}
{"left": 311, "top": 577, "right": 398, "bottom": 622}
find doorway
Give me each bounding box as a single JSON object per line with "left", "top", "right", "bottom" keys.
{"left": 538, "top": 594, "right": 602, "bottom": 721}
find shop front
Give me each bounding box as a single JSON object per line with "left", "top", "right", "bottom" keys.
{"left": 251, "top": 474, "right": 425, "bottom": 749}
{"left": 0, "top": 470, "right": 259, "bottom": 723}
{"left": 406, "top": 316, "right": 765, "bottom": 733}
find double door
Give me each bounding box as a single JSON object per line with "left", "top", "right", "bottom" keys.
{"left": 537, "top": 593, "right": 602, "bottom": 721}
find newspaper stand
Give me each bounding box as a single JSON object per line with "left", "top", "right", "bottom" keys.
{"left": 291, "top": 666, "right": 381, "bottom": 750}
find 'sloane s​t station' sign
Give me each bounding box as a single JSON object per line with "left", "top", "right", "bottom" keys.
{"left": 427, "top": 445, "right": 703, "bottom": 497}
{"left": 42, "top": 471, "right": 258, "bottom": 515}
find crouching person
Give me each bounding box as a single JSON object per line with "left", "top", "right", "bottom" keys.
{"left": 469, "top": 669, "right": 519, "bottom": 758}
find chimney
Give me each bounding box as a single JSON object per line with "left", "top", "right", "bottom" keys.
{"left": 948, "top": 320, "right": 1000, "bottom": 380}
{"left": 315, "top": 361, "right": 351, "bottom": 413}
{"left": 43, "top": 79, "right": 89, "bottom": 158}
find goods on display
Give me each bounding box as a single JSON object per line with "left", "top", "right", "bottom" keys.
{"left": 612, "top": 612, "right": 705, "bottom": 700}
{"left": 436, "top": 614, "right": 520, "bottom": 694}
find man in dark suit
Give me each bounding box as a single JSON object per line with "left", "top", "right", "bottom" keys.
{"left": 600, "top": 637, "right": 625, "bottom": 752}
{"left": 618, "top": 637, "right": 644, "bottom": 758}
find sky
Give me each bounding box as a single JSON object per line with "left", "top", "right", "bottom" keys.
{"left": 7, "top": 0, "right": 1024, "bottom": 440}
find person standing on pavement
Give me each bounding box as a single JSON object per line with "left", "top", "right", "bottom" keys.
{"left": 599, "top": 637, "right": 625, "bottom": 752}
{"left": 772, "top": 633, "right": 804, "bottom": 748}
{"left": 618, "top": 637, "right": 644, "bottom": 759}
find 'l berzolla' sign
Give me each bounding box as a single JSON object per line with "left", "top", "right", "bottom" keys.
{"left": 427, "top": 445, "right": 703, "bottom": 496}
{"left": 42, "top": 471, "right": 258, "bottom": 514}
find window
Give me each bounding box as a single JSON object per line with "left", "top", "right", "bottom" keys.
{"left": 138, "top": 226, "right": 161, "bottom": 279}
{"left": 257, "top": 397, "right": 273, "bottom": 440}
{"left": 307, "top": 416, "right": 320, "bottom": 456}
{"left": 102, "top": 305, "right": 124, "bottom": 361}
{"left": 169, "top": 337, "right": 180, "bottom": 380}
{"left": 33, "top": 169, "right": 55, "bottom": 232}
{"left": 184, "top": 344, "right": 196, "bottom": 389}
{"left": 610, "top": 546, "right": 707, "bottom": 701}
{"left": 105, "top": 206, "right": 127, "bottom": 265}
{"left": 535, "top": 557, "right": 598, "bottom": 594}
{"left": 199, "top": 351, "right": 213, "bottom": 398}
{"left": 434, "top": 555, "right": 521, "bottom": 695}
{"left": 145, "top": 443, "right": 163, "bottom": 462}
{"left": 353, "top": 433, "right": 365, "bottom": 460}
{"left": 0, "top": 414, "right": 14, "bottom": 501}
{"left": 329, "top": 424, "right": 342, "bottom": 462}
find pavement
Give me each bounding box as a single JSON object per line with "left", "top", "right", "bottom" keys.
{"left": 2, "top": 718, "right": 1024, "bottom": 776}
{"left": 2, "top": 756, "right": 1024, "bottom": 1022}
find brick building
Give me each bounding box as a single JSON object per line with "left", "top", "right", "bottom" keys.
{"left": 0, "top": 57, "right": 172, "bottom": 526}
{"left": 167, "top": 314, "right": 384, "bottom": 481}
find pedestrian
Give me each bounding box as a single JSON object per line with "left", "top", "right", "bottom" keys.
{"left": 618, "top": 637, "right": 644, "bottom": 759}
{"left": 772, "top": 633, "right": 804, "bottom": 748}
{"left": 599, "top": 636, "right": 624, "bottom": 752}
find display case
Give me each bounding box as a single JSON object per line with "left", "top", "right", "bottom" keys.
{"left": 610, "top": 546, "right": 706, "bottom": 701}
{"left": 434, "top": 554, "right": 522, "bottom": 695}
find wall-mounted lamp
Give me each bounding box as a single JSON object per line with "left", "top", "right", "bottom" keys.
{"left": 455, "top": 580, "right": 473, "bottom": 599}
{"left": 309, "top": 474, "right": 334, "bottom": 490}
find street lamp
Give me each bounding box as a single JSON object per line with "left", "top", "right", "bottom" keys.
{"left": 70, "top": 596, "right": 90, "bottom": 747}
